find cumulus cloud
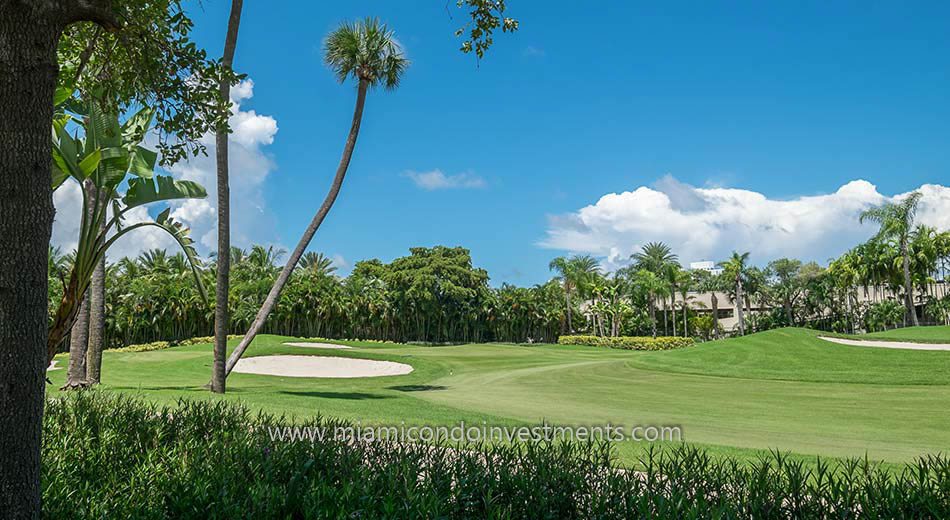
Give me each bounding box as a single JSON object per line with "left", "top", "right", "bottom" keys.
{"left": 51, "top": 79, "right": 279, "bottom": 260}
{"left": 539, "top": 176, "right": 950, "bottom": 270}
{"left": 404, "top": 169, "right": 486, "bottom": 191}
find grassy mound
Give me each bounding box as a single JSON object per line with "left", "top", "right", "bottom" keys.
{"left": 43, "top": 393, "right": 950, "bottom": 519}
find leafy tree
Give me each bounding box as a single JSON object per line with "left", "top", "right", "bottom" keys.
{"left": 1, "top": 2, "right": 236, "bottom": 509}
{"left": 224, "top": 18, "right": 410, "bottom": 376}
{"left": 49, "top": 100, "right": 206, "bottom": 383}
{"left": 860, "top": 192, "right": 923, "bottom": 326}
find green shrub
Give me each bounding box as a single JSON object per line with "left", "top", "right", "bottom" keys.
{"left": 112, "top": 334, "right": 242, "bottom": 353}
{"left": 43, "top": 393, "right": 950, "bottom": 519}
{"left": 558, "top": 335, "right": 694, "bottom": 350}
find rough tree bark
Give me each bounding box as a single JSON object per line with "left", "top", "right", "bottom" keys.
{"left": 711, "top": 292, "right": 720, "bottom": 339}
{"left": 64, "top": 293, "right": 89, "bottom": 386}
{"left": 85, "top": 214, "right": 106, "bottom": 384}
{"left": 225, "top": 78, "right": 370, "bottom": 377}
{"left": 0, "top": 2, "right": 116, "bottom": 516}
{"left": 211, "top": 0, "right": 244, "bottom": 394}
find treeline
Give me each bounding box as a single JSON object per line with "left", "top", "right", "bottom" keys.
{"left": 48, "top": 218, "right": 950, "bottom": 349}
{"left": 49, "top": 246, "right": 568, "bottom": 348}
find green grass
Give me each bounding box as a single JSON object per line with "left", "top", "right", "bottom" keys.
{"left": 836, "top": 324, "right": 950, "bottom": 343}
{"left": 48, "top": 327, "right": 950, "bottom": 468}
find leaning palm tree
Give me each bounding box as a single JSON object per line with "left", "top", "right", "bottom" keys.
{"left": 224, "top": 18, "right": 409, "bottom": 376}
{"left": 719, "top": 251, "right": 750, "bottom": 336}
{"left": 860, "top": 192, "right": 923, "bottom": 326}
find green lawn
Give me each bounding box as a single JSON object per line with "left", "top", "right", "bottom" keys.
{"left": 851, "top": 325, "right": 950, "bottom": 343}
{"left": 47, "top": 327, "right": 950, "bottom": 468}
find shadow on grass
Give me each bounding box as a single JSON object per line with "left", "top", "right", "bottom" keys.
{"left": 387, "top": 384, "right": 447, "bottom": 392}
{"left": 278, "top": 391, "right": 392, "bottom": 400}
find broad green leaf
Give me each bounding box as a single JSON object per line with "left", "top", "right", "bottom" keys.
{"left": 78, "top": 149, "right": 102, "bottom": 177}
{"left": 123, "top": 176, "right": 207, "bottom": 209}
{"left": 129, "top": 146, "right": 157, "bottom": 178}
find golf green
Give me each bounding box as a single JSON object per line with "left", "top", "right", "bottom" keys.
{"left": 47, "top": 327, "right": 950, "bottom": 467}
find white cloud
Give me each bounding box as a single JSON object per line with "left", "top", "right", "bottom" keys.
{"left": 330, "top": 254, "right": 349, "bottom": 273}
{"left": 539, "top": 176, "right": 950, "bottom": 270}
{"left": 51, "top": 79, "right": 280, "bottom": 260}
{"left": 404, "top": 169, "right": 486, "bottom": 191}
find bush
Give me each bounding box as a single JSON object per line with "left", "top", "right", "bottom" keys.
{"left": 558, "top": 335, "right": 694, "bottom": 350}
{"left": 43, "top": 393, "right": 950, "bottom": 518}
{"left": 112, "top": 334, "right": 242, "bottom": 353}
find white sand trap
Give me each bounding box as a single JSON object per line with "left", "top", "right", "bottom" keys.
{"left": 47, "top": 360, "right": 61, "bottom": 371}
{"left": 284, "top": 342, "right": 352, "bottom": 350}
{"left": 232, "top": 355, "right": 413, "bottom": 378}
{"left": 819, "top": 336, "right": 950, "bottom": 351}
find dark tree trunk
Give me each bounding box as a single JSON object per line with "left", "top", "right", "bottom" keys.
{"left": 1, "top": 3, "right": 115, "bottom": 515}
{"left": 212, "top": 0, "right": 244, "bottom": 394}
{"left": 225, "top": 78, "right": 369, "bottom": 376}
{"left": 0, "top": 5, "right": 63, "bottom": 517}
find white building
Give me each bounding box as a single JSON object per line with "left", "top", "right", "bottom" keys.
{"left": 689, "top": 260, "right": 723, "bottom": 276}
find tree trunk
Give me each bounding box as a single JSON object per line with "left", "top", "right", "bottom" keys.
{"left": 0, "top": 5, "right": 67, "bottom": 517}
{"left": 64, "top": 294, "right": 89, "bottom": 387}
{"left": 212, "top": 0, "right": 244, "bottom": 394}
{"left": 564, "top": 287, "right": 572, "bottom": 334}
{"left": 670, "top": 291, "right": 677, "bottom": 337}
{"left": 735, "top": 279, "right": 746, "bottom": 335}
{"left": 649, "top": 295, "right": 657, "bottom": 338}
{"left": 901, "top": 239, "right": 919, "bottom": 327}
{"left": 711, "top": 292, "right": 720, "bottom": 339}
{"left": 84, "top": 192, "right": 106, "bottom": 384}
{"left": 225, "top": 78, "right": 369, "bottom": 376}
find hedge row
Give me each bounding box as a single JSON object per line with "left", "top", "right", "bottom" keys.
{"left": 558, "top": 335, "right": 694, "bottom": 350}
{"left": 113, "top": 334, "right": 242, "bottom": 353}
{"left": 43, "top": 393, "right": 950, "bottom": 518}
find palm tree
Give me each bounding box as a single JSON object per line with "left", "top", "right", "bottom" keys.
{"left": 860, "top": 192, "right": 923, "bottom": 326}
{"left": 632, "top": 242, "right": 678, "bottom": 335}
{"left": 300, "top": 252, "right": 337, "bottom": 277}
{"left": 632, "top": 242, "right": 678, "bottom": 275}
{"left": 225, "top": 18, "right": 409, "bottom": 376}
{"left": 548, "top": 254, "right": 599, "bottom": 333}
{"left": 719, "top": 251, "right": 750, "bottom": 335}
{"left": 212, "top": 0, "right": 245, "bottom": 394}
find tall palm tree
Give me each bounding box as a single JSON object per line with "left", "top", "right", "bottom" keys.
{"left": 719, "top": 251, "right": 750, "bottom": 335}
{"left": 548, "top": 254, "right": 599, "bottom": 333}
{"left": 632, "top": 242, "right": 678, "bottom": 335}
{"left": 860, "top": 192, "right": 923, "bottom": 326}
{"left": 300, "top": 252, "right": 338, "bottom": 276}
{"left": 631, "top": 242, "right": 678, "bottom": 275}
{"left": 212, "top": 0, "right": 245, "bottom": 394}
{"left": 225, "top": 18, "right": 409, "bottom": 376}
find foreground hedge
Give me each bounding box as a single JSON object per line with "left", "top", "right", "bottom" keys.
{"left": 43, "top": 393, "right": 950, "bottom": 519}
{"left": 558, "top": 335, "right": 694, "bottom": 350}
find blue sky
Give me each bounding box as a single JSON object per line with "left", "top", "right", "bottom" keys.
{"left": 54, "top": 1, "right": 950, "bottom": 285}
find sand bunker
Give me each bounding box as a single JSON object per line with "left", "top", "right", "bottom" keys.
{"left": 284, "top": 342, "right": 352, "bottom": 350}
{"left": 819, "top": 336, "right": 950, "bottom": 351}
{"left": 47, "top": 360, "right": 61, "bottom": 371}
{"left": 232, "top": 355, "right": 413, "bottom": 378}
